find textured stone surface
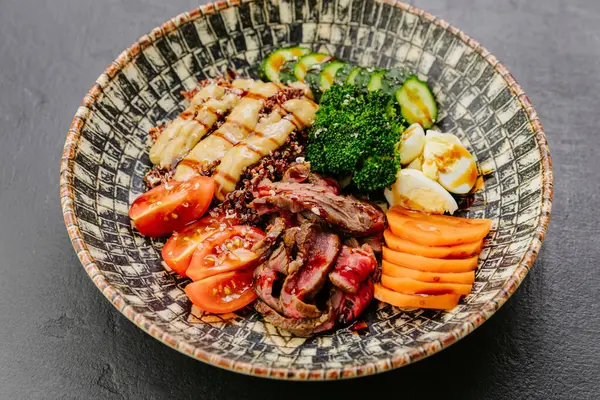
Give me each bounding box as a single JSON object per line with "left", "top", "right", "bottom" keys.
{"left": 0, "top": 0, "right": 598, "bottom": 398}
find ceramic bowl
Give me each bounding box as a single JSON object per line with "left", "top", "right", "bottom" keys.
{"left": 60, "top": 0, "right": 552, "bottom": 380}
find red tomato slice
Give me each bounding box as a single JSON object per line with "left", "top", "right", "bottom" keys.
{"left": 184, "top": 269, "right": 257, "bottom": 314}
{"left": 161, "top": 213, "right": 236, "bottom": 277}
{"left": 187, "top": 225, "right": 266, "bottom": 281}
{"left": 128, "top": 176, "right": 215, "bottom": 237}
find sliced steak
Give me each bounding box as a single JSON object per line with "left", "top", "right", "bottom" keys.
{"left": 255, "top": 298, "right": 338, "bottom": 337}
{"left": 294, "top": 231, "right": 340, "bottom": 294}
{"left": 282, "top": 296, "right": 322, "bottom": 319}
{"left": 296, "top": 211, "right": 320, "bottom": 225}
{"left": 287, "top": 221, "right": 317, "bottom": 275}
{"left": 282, "top": 226, "right": 300, "bottom": 250}
{"left": 307, "top": 176, "right": 340, "bottom": 195}
{"left": 282, "top": 163, "right": 340, "bottom": 195}
{"left": 359, "top": 233, "right": 383, "bottom": 253}
{"left": 336, "top": 279, "right": 374, "bottom": 325}
{"left": 254, "top": 264, "right": 284, "bottom": 313}
{"left": 266, "top": 243, "right": 290, "bottom": 275}
{"left": 282, "top": 162, "right": 310, "bottom": 183}
{"left": 312, "top": 304, "right": 338, "bottom": 334}
{"left": 280, "top": 231, "right": 341, "bottom": 318}
{"left": 329, "top": 244, "right": 377, "bottom": 294}
{"left": 251, "top": 179, "right": 385, "bottom": 236}
{"left": 252, "top": 217, "right": 287, "bottom": 261}
{"left": 343, "top": 237, "right": 360, "bottom": 248}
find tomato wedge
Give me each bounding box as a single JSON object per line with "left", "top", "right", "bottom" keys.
{"left": 161, "top": 214, "right": 235, "bottom": 277}
{"left": 187, "top": 225, "right": 266, "bottom": 281}
{"left": 129, "top": 176, "right": 215, "bottom": 237}
{"left": 184, "top": 270, "right": 257, "bottom": 314}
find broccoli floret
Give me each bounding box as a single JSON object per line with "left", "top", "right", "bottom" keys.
{"left": 306, "top": 85, "right": 405, "bottom": 192}
{"left": 353, "top": 154, "right": 401, "bottom": 192}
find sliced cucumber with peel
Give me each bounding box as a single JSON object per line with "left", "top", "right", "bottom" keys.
{"left": 334, "top": 63, "right": 355, "bottom": 85}
{"left": 319, "top": 61, "right": 347, "bottom": 91}
{"left": 259, "top": 47, "right": 311, "bottom": 82}
{"left": 367, "top": 69, "right": 386, "bottom": 91}
{"left": 396, "top": 75, "right": 438, "bottom": 129}
{"left": 354, "top": 68, "right": 374, "bottom": 90}
{"left": 305, "top": 67, "right": 323, "bottom": 102}
{"left": 381, "top": 67, "right": 411, "bottom": 96}
{"left": 259, "top": 49, "right": 439, "bottom": 121}
{"left": 294, "top": 53, "right": 333, "bottom": 82}
{"left": 345, "top": 67, "right": 362, "bottom": 85}
{"left": 278, "top": 60, "right": 298, "bottom": 84}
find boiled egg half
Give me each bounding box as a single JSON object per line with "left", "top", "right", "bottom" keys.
{"left": 398, "top": 123, "right": 426, "bottom": 166}
{"left": 384, "top": 169, "right": 458, "bottom": 215}
{"left": 422, "top": 130, "right": 478, "bottom": 194}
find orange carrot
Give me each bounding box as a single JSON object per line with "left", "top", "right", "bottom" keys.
{"left": 374, "top": 284, "right": 460, "bottom": 310}
{"left": 383, "top": 247, "right": 479, "bottom": 273}
{"left": 390, "top": 206, "right": 492, "bottom": 225}
{"left": 384, "top": 229, "right": 483, "bottom": 259}
{"left": 381, "top": 274, "right": 472, "bottom": 296}
{"left": 386, "top": 206, "right": 492, "bottom": 246}
{"left": 382, "top": 260, "right": 475, "bottom": 285}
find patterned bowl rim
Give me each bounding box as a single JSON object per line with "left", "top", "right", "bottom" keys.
{"left": 59, "top": 0, "right": 553, "bottom": 380}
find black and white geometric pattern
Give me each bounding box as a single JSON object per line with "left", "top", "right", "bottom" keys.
{"left": 61, "top": 0, "right": 552, "bottom": 379}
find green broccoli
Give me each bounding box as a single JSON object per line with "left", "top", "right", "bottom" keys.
{"left": 306, "top": 85, "right": 406, "bottom": 192}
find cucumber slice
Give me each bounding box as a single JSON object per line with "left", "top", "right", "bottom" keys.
{"left": 259, "top": 47, "right": 311, "bottom": 82}
{"left": 279, "top": 60, "right": 298, "bottom": 84}
{"left": 354, "top": 68, "right": 374, "bottom": 90}
{"left": 294, "top": 52, "right": 333, "bottom": 82}
{"left": 305, "top": 68, "right": 323, "bottom": 102}
{"left": 381, "top": 67, "right": 411, "bottom": 96}
{"left": 334, "top": 63, "right": 355, "bottom": 85}
{"left": 396, "top": 75, "right": 438, "bottom": 129}
{"left": 319, "top": 61, "right": 347, "bottom": 91}
{"left": 367, "top": 69, "right": 386, "bottom": 92}
{"left": 345, "top": 67, "right": 362, "bottom": 85}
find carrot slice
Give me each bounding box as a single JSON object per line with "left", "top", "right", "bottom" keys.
{"left": 384, "top": 229, "right": 483, "bottom": 259}
{"left": 381, "top": 274, "right": 472, "bottom": 296}
{"left": 383, "top": 247, "right": 479, "bottom": 273}
{"left": 390, "top": 206, "right": 491, "bottom": 225}
{"left": 382, "top": 260, "right": 475, "bottom": 284}
{"left": 386, "top": 206, "right": 492, "bottom": 246}
{"left": 374, "top": 284, "right": 460, "bottom": 310}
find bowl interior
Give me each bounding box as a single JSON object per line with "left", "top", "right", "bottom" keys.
{"left": 62, "top": 0, "right": 550, "bottom": 379}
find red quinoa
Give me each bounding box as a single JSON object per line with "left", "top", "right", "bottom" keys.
{"left": 258, "top": 88, "right": 305, "bottom": 120}
{"left": 181, "top": 75, "right": 235, "bottom": 101}
{"left": 143, "top": 165, "right": 174, "bottom": 189}
{"left": 212, "top": 130, "right": 307, "bottom": 224}
{"left": 148, "top": 125, "right": 164, "bottom": 143}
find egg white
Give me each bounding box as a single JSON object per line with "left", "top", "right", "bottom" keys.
{"left": 423, "top": 130, "right": 478, "bottom": 194}
{"left": 384, "top": 169, "right": 458, "bottom": 215}
{"left": 399, "top": 123, "right": 425, "bottom": 166}
{"left": 406, "top": 156, "right": 423, "bottom": 170}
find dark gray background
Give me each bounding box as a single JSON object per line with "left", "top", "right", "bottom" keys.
{"left": 1, "top": 0, "right": 598, "bottom": 399}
